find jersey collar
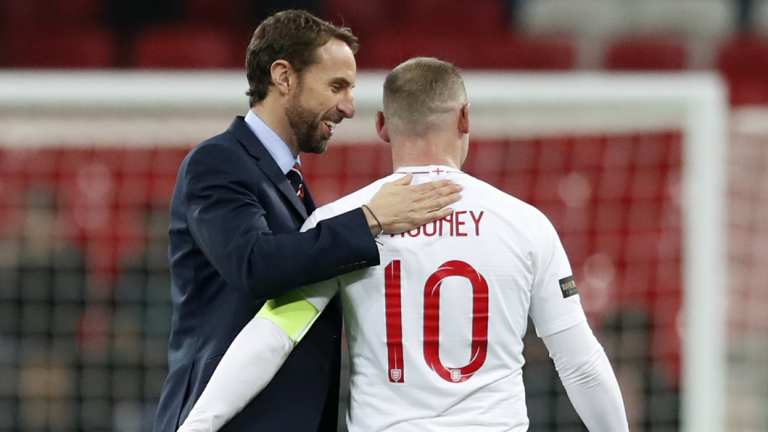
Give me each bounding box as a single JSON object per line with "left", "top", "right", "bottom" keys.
{"left": 394, "top": 165, "right": 462, "bottom": 175}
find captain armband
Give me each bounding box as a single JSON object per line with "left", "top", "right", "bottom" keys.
{"left": 256, "top": 291, "right": 321, "bottom": 344}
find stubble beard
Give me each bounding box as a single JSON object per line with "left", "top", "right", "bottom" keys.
{"left": 286, "top": 88, "right": 329, "bottom": 155}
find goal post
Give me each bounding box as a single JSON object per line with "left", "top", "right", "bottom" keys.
{"left": 0, "top": 71, "right": 729, "bottom": 431}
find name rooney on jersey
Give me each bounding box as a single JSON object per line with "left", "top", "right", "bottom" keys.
{"left": 390, "top": 210, "right": 485, "bottom": 238}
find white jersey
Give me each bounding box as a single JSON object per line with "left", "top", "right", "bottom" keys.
{"left": 302, "top": 165, "right": 587, "bottom": 432}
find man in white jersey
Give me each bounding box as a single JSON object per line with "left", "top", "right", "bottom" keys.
{"left": 179, "top": 57, "right": 629, "bottom": 432}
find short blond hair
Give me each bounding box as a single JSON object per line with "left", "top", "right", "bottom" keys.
{"left": 383, "top": 57, "right": 467, "bottom": 135}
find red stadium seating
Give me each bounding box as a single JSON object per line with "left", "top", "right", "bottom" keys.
{"left": 357, "top": 32, "right": 576, "bottom": 70}
{"left": 481, "top": 34, "right": 576, "bottom": 70}
{"left": 52, "top": 0, "right": 104, "bottom": 24}
{"left": 4, "top": 28, "right": 115, "bottom": 68}
{"left": 603, "top": 36, "right": 688, "bottom": 71}
{"left": 324, "top": 0, "right": 399, "bottom": 36}
{"left": 184, "top": 0, "right": 250, "bottom": 27}
{"left": 0, "top": 0, "right": 103, "bottom": 65}
{"left": 1, "top": 0, "right": 102, "bottom": 29}
{"left": 395, "top": 0, "right": 508, "bottom": 34}
{"left": 717, "top": 36, "right": 768, "bottom": 105}
{"left": 132, "top": 26, "right": 241, "bottom": 69}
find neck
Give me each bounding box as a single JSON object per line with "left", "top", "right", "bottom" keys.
{"left": 391, "top": 135, "right": 463, "bottom": 171}
{"left": 251, "top": 101, "right": 299, "bottom": 156}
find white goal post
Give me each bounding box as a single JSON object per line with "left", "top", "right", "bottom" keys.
{"left": 0, "top": 71, "right": 728, "bottom": 432}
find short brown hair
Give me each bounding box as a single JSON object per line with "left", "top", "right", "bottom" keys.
{"left": 383, "top": 57, "right": 467, "bottom": 135}
{"left": 245, "top": 10, "right": 359, "bottom": 106}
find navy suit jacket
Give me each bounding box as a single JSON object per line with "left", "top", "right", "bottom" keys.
{"left": 154, "top": 117, "right": 379, "bottom": 432}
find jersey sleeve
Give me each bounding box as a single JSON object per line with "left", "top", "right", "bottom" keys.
{"left": 542, "top": 322, "right": 629, "bottom": 431}
{"left": 528, "top": 216, "right": 587, "bottom": 337}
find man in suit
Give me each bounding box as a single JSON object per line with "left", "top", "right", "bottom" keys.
{"left": 153, "top": 10, "right": 461, "bottom": 432}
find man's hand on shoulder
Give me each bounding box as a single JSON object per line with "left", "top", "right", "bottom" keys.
{"left": 363, "top": 174, "right": 462, "bottom": 236}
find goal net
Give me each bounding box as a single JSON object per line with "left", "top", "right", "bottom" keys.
{"left": 0, "top": 71, "right": 759, "bottom": 432}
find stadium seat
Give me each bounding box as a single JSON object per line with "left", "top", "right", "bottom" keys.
{"left": 183, "top": 0, "right": 250, "bottom": 27}
{"left": 481, "top": 34, "right": 576, "bottom": 70}
{"left": 0, "top": 0, "right": 102, "bottom": 67}
{"left": 132, "top": 26, "right": 240, "bottom": 68}
{"left": 323, "top": 0, "right": 398, "bottom": 37}
{"left": 395, "top": 0, "right": 508, "bottom": 34}
{"left": 0, "top": 0, "right": 45, "bottom": 39}
{"left": 625, "top": 0, "right": 734, "bottom": 37}
{"left": 4, "top": 28, "right": 116, "bottom": 68}
{"left": 716, "top": 36, "right": 768, "bottom": 105}
{"left": 603, "top": 36, "right": 688, "bottom": 71}
{"left": 52, "top": 0, "right": 104, "bottom": 24}
{"left": 355, "top": 32, "right": 444, "bottom": 69}
{"left": 357, "top": 32, "right": 576, "bottom": 70}
{"left": 1, "top": 0, "right": 102, "bottom": 30}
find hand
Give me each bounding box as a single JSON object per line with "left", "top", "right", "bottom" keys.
{"left": 363, "top": 174, "right": 462, "bottom": 235}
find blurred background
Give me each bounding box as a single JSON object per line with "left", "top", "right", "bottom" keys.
{"left": 1, "top": 0, "right": 767, "bottom": 431}
{"left": 1, "top": 0, "right": 768, "bottom": 103}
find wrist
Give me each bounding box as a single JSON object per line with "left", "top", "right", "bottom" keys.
{"left": 361, "top": 204, "right": 383, "bottom": 236}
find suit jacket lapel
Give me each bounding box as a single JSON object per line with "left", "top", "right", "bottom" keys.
{"left": 229, "top": 116, "right": 308, "bottom": 220}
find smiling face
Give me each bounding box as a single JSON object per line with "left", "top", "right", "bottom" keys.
{"left": 285, "top": 38, "right": 356, "bottom": 154}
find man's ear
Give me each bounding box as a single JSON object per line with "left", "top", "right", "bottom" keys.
{"left": 376, "top": 111, "right": 391, "bottom": 143}
{"left": 270, "top": 60, "right": 295, "bottom": 96}
{"left": 458, "top": 103, "right": 470, "bottom": 135}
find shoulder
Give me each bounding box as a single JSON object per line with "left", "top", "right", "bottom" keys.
{"left": 186, "top": 131, "right": 240, "bottom": 164}
{"left": 180, "top": 132, "right": 249, "bottom": 179}
{"left": 460, "top": 174, "right": 558, "bottom": 245}
{"left": 462, "top": 174, "right": 548, "bottom": 222}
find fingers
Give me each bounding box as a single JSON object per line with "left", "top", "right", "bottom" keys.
{"left": 407, "top": 191, "right": 461, "bottom": 227}
{"left": 425, "top": 207, "right": 455, "bottom": 222}
{"left": 391, "top": 174, "right": 413, "bottom": 186}
{"left": 410, "top": 179, "right": 458, "bottom": 194}
{"left": 411, "top": 181, "right": 462, "bottom": 206}
{"left": 412, "top": 205, "right": 456, "bottom": 227}
{"left": 369, "top": 177, "right": 463, "bottom": 234}
{"left": 417, "top": 190, "right": 461, "bottom": 213}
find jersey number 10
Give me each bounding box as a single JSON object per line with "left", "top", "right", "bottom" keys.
{"left": 385, "top": 259, "right": 489, "bottom": 384}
